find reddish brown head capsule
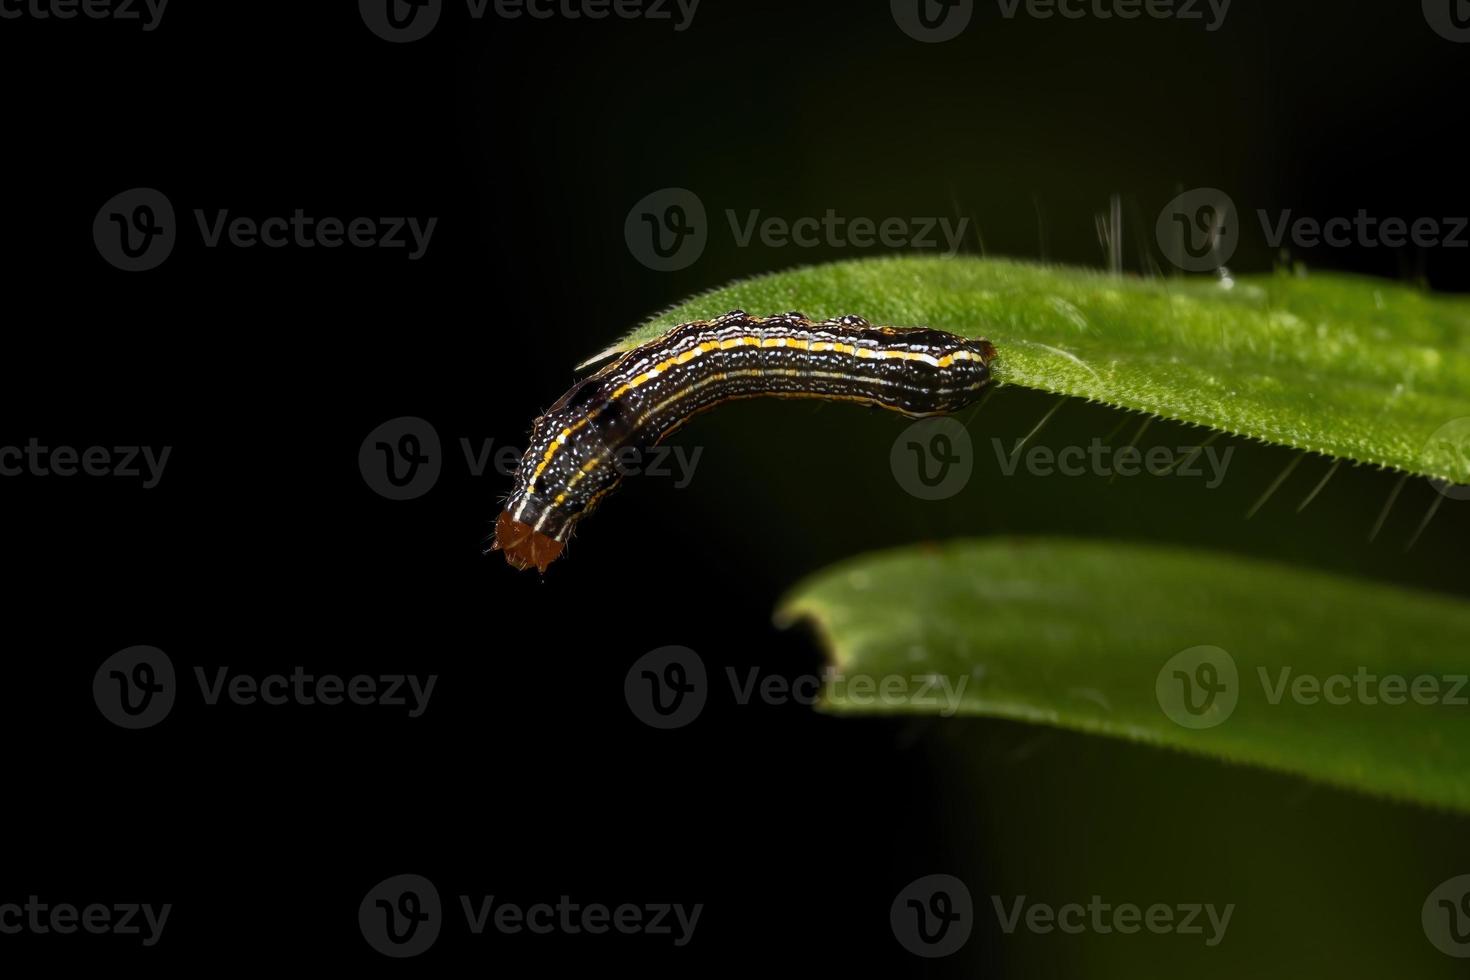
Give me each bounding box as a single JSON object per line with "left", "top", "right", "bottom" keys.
{"left": 492, "top": 511, "right": 565, "bottom": 573}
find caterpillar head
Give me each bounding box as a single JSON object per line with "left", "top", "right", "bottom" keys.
{"left": 493, "top": 511, "right": 565, "bottom": 573}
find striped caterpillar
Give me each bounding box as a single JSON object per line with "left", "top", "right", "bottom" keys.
{"left": 494, "top": 310, "right": 998, "bottom": 572}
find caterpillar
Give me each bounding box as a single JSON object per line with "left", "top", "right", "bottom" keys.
{"left": 494, "top": 310, "right": 998, "bottom": 572}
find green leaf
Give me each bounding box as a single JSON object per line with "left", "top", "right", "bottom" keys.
{"left": 607, "top": 257, "right": 1470, "bottom": 483}
{"left": 777, "top": 537, "right": 1470, "bottom": 811}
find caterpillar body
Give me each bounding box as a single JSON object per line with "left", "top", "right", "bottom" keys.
{"left": 495, "top": 310, "right": 998, "bottom": 572}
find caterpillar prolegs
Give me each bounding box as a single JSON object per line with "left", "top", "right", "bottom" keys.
{"left": 494, "top": 310, "right": 998, "bottom": 572}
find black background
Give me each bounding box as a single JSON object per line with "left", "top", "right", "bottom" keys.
{"left": 3, "top": 0, "right": 1469, "bottom": 974}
